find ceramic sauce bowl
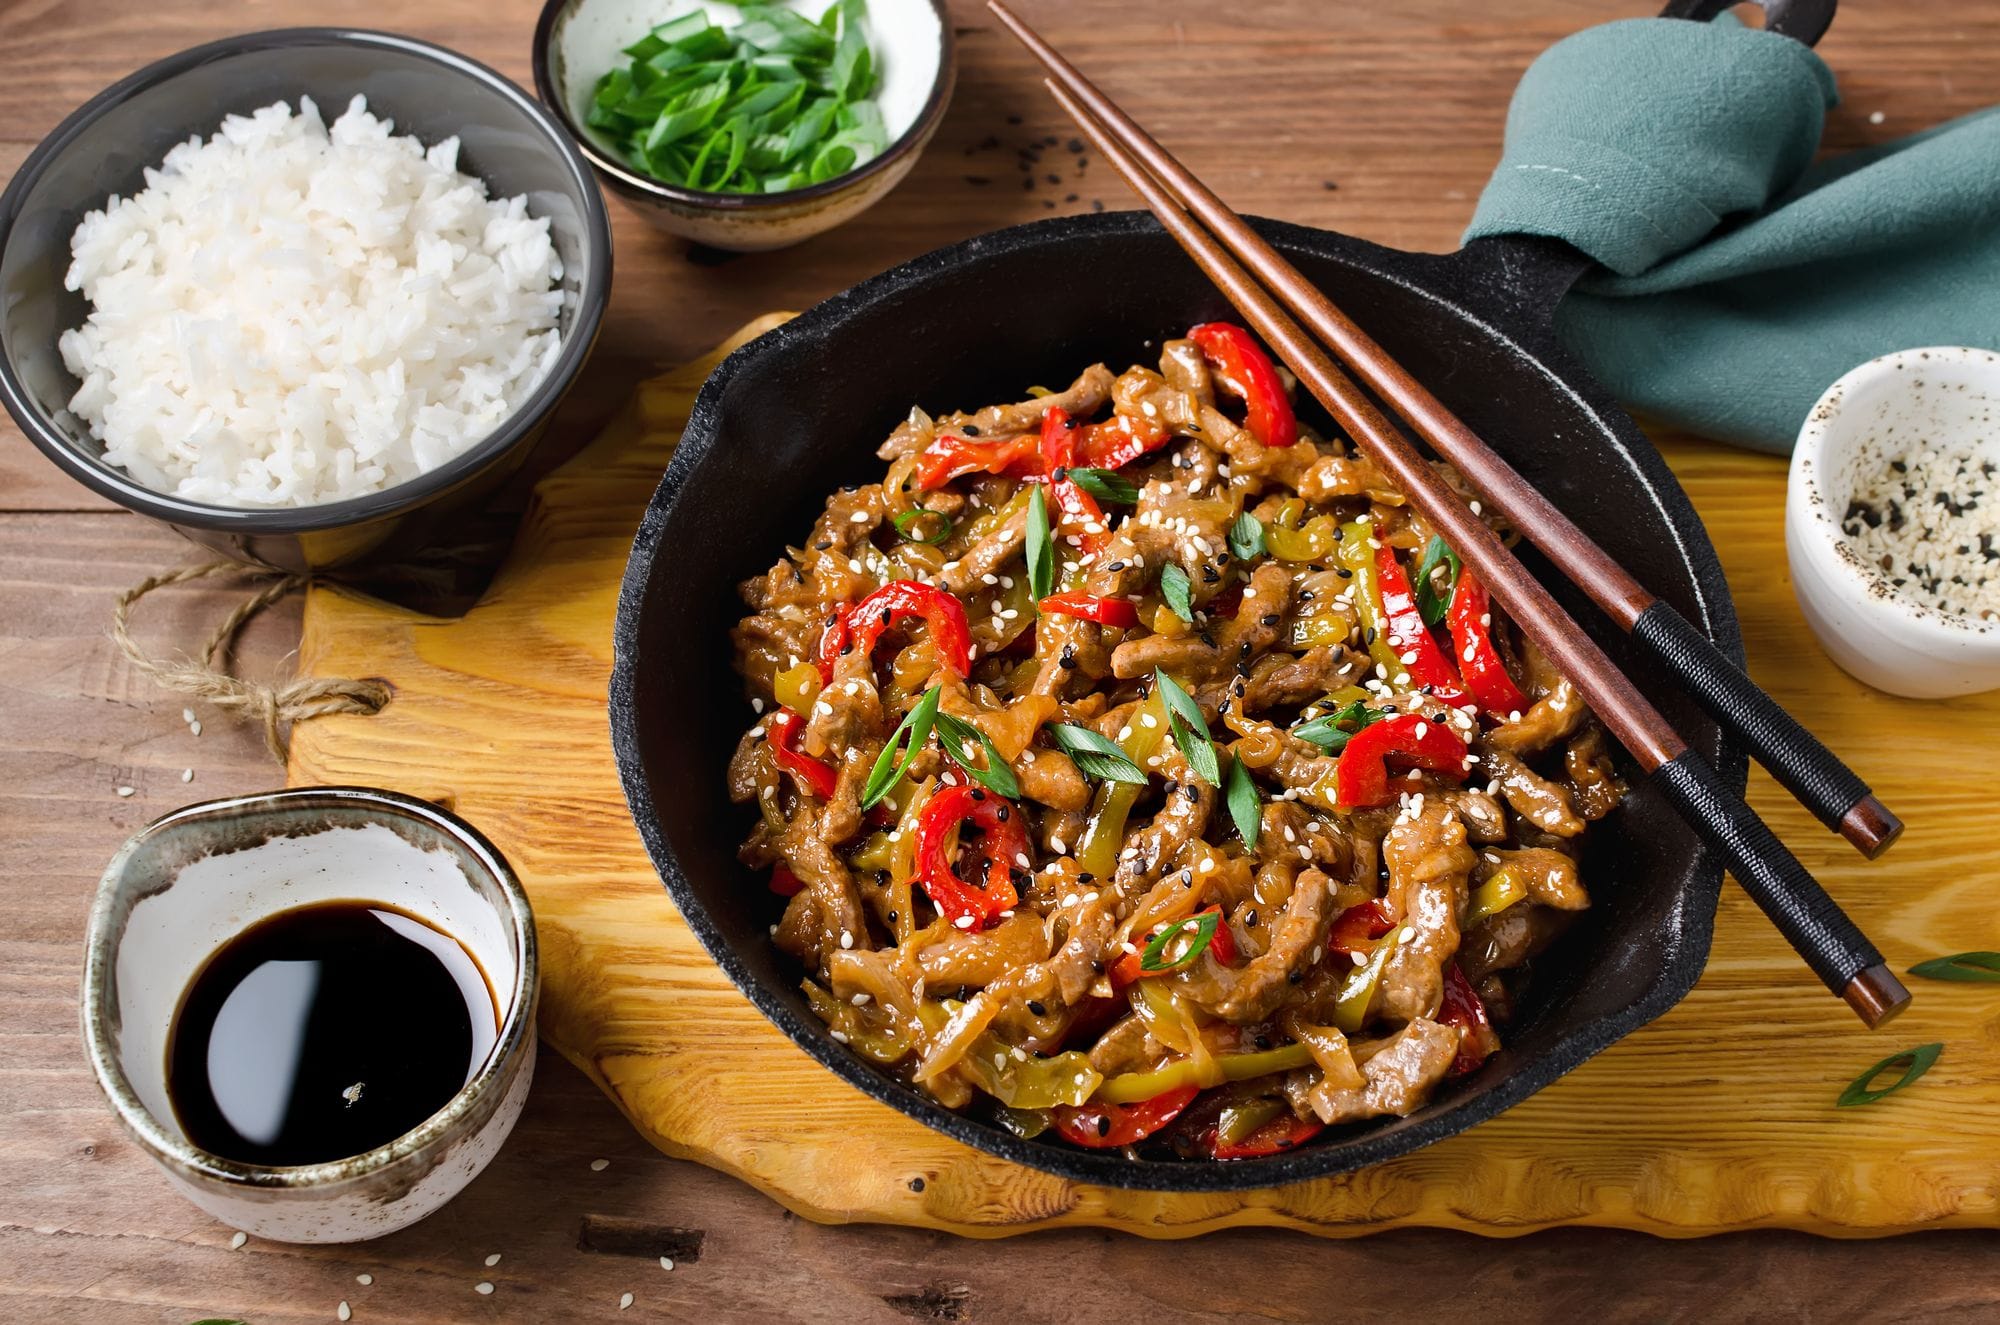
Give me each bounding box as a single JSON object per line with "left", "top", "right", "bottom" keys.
{"left": 534, "top": 0, "right": 954, "bottom": 250}
{"left": 1788, "top": 345, "right": 2000, "bottom": 698}
{"left": 81, "top": 787, "right": 538, "bottom": 1244}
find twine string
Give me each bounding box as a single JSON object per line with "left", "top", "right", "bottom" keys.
{"left": 111, "top": 560, "right": 391, "bottom": 762}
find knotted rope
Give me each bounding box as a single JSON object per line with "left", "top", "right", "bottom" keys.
{"left": 111, "top": 560, "right": 392, "bottom": 762}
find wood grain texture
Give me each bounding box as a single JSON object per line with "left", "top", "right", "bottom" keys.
{"left": 8, "top": 0, "right": 2000, "bottom": 1313}
{"left": 287, "top": 319, "right": 2000, "bottom": 1239}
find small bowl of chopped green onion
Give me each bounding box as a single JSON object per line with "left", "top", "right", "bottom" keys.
{"left": 534, "top": 0, "right": 953, "bottom": 250}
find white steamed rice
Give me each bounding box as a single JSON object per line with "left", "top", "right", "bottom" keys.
{"left": 58, "top": 95, "right": 566, "bottom": 508}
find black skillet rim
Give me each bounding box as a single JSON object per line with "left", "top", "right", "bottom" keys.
{"left": 609, "top": 209, "right": 1741, "bottom": 1193}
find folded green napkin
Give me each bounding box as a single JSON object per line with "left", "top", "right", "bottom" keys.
{"left": 1464, "top": 17, "right": 2000, "bottom": 453}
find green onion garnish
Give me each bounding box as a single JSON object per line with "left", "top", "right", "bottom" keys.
{"left": 892, "top": 506, "right": 953, "bottom": 545}
{"left": 1154, "top": 668, "right": 1221, "bottom": 787}
{"left": 1836, "top": 1043, "right": 1943, "bottom": 1107}
{"left": 1908, "top": 952, "right": 2000, "bottom": 982}
{"left": 1159, "top": 562, "right": 1195, "bottom": 625}
{"left": 1225, "top": 754, "right": 1261, "bottom": 850}
{"left": 1025, "top": 483, "right": 1053, "bottom": 604}
{"left": 934, "top": 711, "right": 1021, "bottom": 799}
{"left": 1411, "top": 535, "right": 1463, "bottom": 627}
{"left": 1049, "top": 722, "right": 1148, "bottom": 785}
{"left": 1292, "top": 699, "right": 1387, "bottom": 752}
{"left": 1228, "top": 511, "right": 1266, "bottom": 560}
{"left": 1139, "top": 909, "right": 1222, "bottom": 974}
{"left": 1067, "top": 467, "right": 1139, "bottom": 506}
{"left": 861, "top": 684, "right": 941, "bottom": 809}
{"left": 588, "top": 0, "right": 888, "bottom": 195}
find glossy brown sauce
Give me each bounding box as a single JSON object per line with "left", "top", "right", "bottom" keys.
{"left": 167, "top": 901, "right": 497, "bottom": 1167}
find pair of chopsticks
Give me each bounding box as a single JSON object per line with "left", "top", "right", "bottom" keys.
{"left": 988, "top": 1, "right": 1908, "bottom": 1027}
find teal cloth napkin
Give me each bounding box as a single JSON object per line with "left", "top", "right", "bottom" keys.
{"left": 1464, "top": 17, "right": 2000, "bottom": 453}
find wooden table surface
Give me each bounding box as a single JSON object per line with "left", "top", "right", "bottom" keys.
{"left": 5, "top": 0, "right": 1997, "bottom": 1319}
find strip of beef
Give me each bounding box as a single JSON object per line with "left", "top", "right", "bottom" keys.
{"left": 1485, "top": 635, "right": 1584, "bottom": 755}
{"left": 1302, "top": 1018, "right": 1459, "bottom": 1125}
{"left": 1182, "top": 867, "right": 1334, "bottom": 1025}
{"left": 1483, "top": 847, "right": 1590, "bottom": 911}
{"left": 1563, "top": 724, "right": 1626, "bottom": 820}
{"left": 940, "top": 500, "right": 1029, "bottom": 596}
{"left": 1376, "top": 801, "right": 1475, "bottom": 1024}
{"left": 1483, "top": 748, "right": 1585, "bottom": 837}
{"left": 916, "top": 911, "right": 1051, "bottom": 988}
{"left": 1458, "top": 904, "right": 1572, "bottom": 984}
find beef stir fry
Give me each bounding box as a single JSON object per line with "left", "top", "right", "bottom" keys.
{"left": 728, "top": 323, "right": 1625, "bottom": 1159}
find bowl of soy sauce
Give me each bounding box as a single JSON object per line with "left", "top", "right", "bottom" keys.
{"left": 81, "top": 787, "right": 538, "bottom": 1243}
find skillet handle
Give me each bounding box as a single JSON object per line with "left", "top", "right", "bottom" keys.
{"left": 1657, "top": 0, "right": 1836, "bottom": 47}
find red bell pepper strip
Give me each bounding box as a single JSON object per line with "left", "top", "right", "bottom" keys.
{"left": 911, "top": 783, "right": 1027, "bottom": 929}
{"left": 1051, "top": 1083, "right": 1200, "bottom": 1148}
{"left": 769, "top": 864, "right": 805, "bottom": 897}
{"left": 1078, "top": 412, "right": 1171, "bottom": 470}
{"left": 1327, "top": 898, "right": 1398, "bottom": 957}
{"left": 1440, "top": 964, "right": 1501, "bottom": 1077}
{"left": 1333, "top": 712, "right": 1470, "bottom": 808}
{"left": 1109, "top": 905, "right": 1238, "bottom": 987}
{"left": 912, "top": 431, "right": 1040, "bottom": 491}
{"left": 818, "top": 580, "right": 975, "bottom": 683}
{"left": 1446, "top": 568, "right": 1528, "bottom": 718}
{"left": 1039, "top": 407, "right": 1109, "bottom": 551}
{"left": 1187, "top": 322, "right": 1298, "bottom": 449}
{"left": 767, "top": 709, "right": 840, "bottom": 800}
{"left": 1206, "top": 1113, "right": 1325, "bottom": 1160}
{"left": 1374, "top": 544, "right": 1471, "bottom": 707}
{"left": 1037, "top": 591, "right": 1139, "bottom": 628}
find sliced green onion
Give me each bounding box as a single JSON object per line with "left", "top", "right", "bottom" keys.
{"left": 933, "top": 711, "right": 1021, "bottom": 800}
{"left": 1411, "top": 535, "right": 1463, "bottom": 627}
{"left": 892, "top": 506, "right": 954, "bottom": 545}
{"left": 589, "top": 0, "right": 888, "bottom": 196}
{"left": 1026, "top": 483, "right": 1053, "bottom": 603}
{"left": 1159, "top": 562, "right": 1195, "bottom": 625}
{"left": 1908, "top": 952, "right": 2000, "bottom": 983}
{"left": 1228, "top": 511, "right": 1266, "bottom": 561}
{"left": 1225, "top": 754, "right": 1261, "bottom": 850}
{"left": 1154, "top": 668, "right": 1221, "bottom": 787}
{"left": 1049, "top": 723, "right": 1148, "bottom": 786}
{"left": 1836, "top": 1043, "right": 1943, "bottom": 1107}
{"left": 861, "top": 684, "right": 941, "bottom": 809}
{"left": 1292, "top": 699, "right": 1387, "bottom": 752}
{"left": 1067, "top": 467, "right": 1139, "bottom": 506}
{"left": 1139, "top": 909, "right": 1222, "bottom": 974}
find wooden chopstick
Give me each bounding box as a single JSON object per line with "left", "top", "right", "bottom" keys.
{"left": 993, "top": 7, "right": 1900, "bottom": 864}
{"left": 989, "top": 1, "right": 1908, "bottom": 1027}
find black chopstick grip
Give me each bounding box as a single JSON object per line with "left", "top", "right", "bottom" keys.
{"left": 1630, "top": 600, "right": 1896, "bottom": 855}
{"left": 1650, "top": 749, "right": 1883, "bottom": 996}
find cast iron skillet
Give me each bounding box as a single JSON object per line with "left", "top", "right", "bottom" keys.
{"left": 610, "top": 208, "right": 1747, "bottom": 1191}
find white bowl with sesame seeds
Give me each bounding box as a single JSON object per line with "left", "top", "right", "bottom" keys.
{"left": 1788, "top": 345, "right": 2000, "bottom": 698}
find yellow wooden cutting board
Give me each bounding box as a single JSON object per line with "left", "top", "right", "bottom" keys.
{"left": 288, "top": 316, "right": 2000, "bottom": 1238}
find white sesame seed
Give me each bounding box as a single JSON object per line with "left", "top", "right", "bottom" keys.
{"left": 229, "top": 1232, "right": 247, "bottom": 1250}
{"left": 848, "top": 558, "right": 864, "bottom": 574}
{"left": 115, "top": 785, "right": 134, "bottom": 798}
{"left": 338, "top": 1303, "right": 351, "bottom": 1322}
{"left": 357, "top": 1274, "right": 373, "bottom": 1286}
{"left": 851, "top": 992, "right": 871, "bottom": 1006}
{"left": 750, "top": 698, "right": 764, "bottom": 714}
{"left": 182, "top": 707, "right": 196, "bottom": 724}
{"left": 475, "top": 1283, "right": 494, "bottom": 1296}
{"left": 190, "top": 719, "right": 202, "bottom": 736}
{"left": 485, "top": 1253, "right": 502, "bottom": 1267}
{"left": 1050, "top": 836, "right": 1068, "bottom": 854}
{"left": 831, "top": 1029, "right": 850, "bottom": 1043}
{"left": 850, "top": 510, "right": 870, "bottom": 523}
{"left": 1399, "top": 926, "right": 1417, "bottom": 944}
{"left": 1198, "top": 856, "right": 1216, "bottom": 872}
{"left": 840, "top": 930, "right": 854, "bottom": 950}
{"left": 660, "top": 1257, "right": 676, "bottom": 1271}
{"left": 590, "top": 1158, "right": 610, "bottom": 1172}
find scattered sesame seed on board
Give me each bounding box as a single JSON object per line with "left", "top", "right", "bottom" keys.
{"left": 181, "top": 768, "right": 194, "bottom": 782}
{"left": 190, "top": 719, "right": 202, "bottom": 736}
{"left": 182, "top": 707, "right": 195, "bottom": 724}
{"left": 475, "top": 1282, "right": 494, "bottom": 1296}
{"left": 485, "top": 1253, "right": 502, "bottom": 1266}
{"left": 590, "top": 1157, "right": 610, "bottom": 1171}
{"left": 115, "top": 785, "right": 134, "bottom": 797}
{"left": 620, "top": 1293, "right": 635, "bottom": 1310}
{"left": 660, "top": 1257, "right": 675, "bottom": 1271}
{"left": 229, "top": 1231, "right": 247, "bottom": 1250}
{"left": 337, "top": 1302, "right": 352, "bottom": 1321}
{"left": 356, "top": 1274, "right": 373, "bottom": 1285}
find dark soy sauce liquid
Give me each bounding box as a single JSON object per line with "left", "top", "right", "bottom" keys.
{"left": 168, "top": 901, "right": 498, "bottom": 1167}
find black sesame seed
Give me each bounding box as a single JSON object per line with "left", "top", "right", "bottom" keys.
{"left": 1028, "top": 1000, "right": 1047, "bottom": 1016}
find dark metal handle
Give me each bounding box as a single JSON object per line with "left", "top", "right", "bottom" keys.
{"left": 1658, "top": 0, "right": 1836, "bottom": 46}
{"left": 1631, "top": 601, "right": 1903, "bottom": 858}
{"left": 1651, "top": 750, "right": 1908, "bottom": 1025}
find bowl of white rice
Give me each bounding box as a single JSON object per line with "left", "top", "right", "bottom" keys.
{"left": 0, "top": 29, "right": 612, "bottom": 570}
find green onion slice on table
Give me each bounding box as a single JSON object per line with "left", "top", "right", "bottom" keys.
{"left": 1836, "top": 1042, "right": 1943, "bottom": 1108}
{"left": 587, "top": 0, "right": 890, "bottom": 194}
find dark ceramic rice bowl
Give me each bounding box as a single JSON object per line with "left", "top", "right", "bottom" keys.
{"left": 610, "top": 211, "right": 1742, "bottom": 1191}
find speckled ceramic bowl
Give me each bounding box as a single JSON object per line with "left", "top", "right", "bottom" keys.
{"left": 81, "top": 787, "right": 538, "bottom": 1244}
{"left": 1789, "top": 345, "right": 2000, "bottom": 698}
{"left": 533, "top": 0, "right": 954, "bottom": 250}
